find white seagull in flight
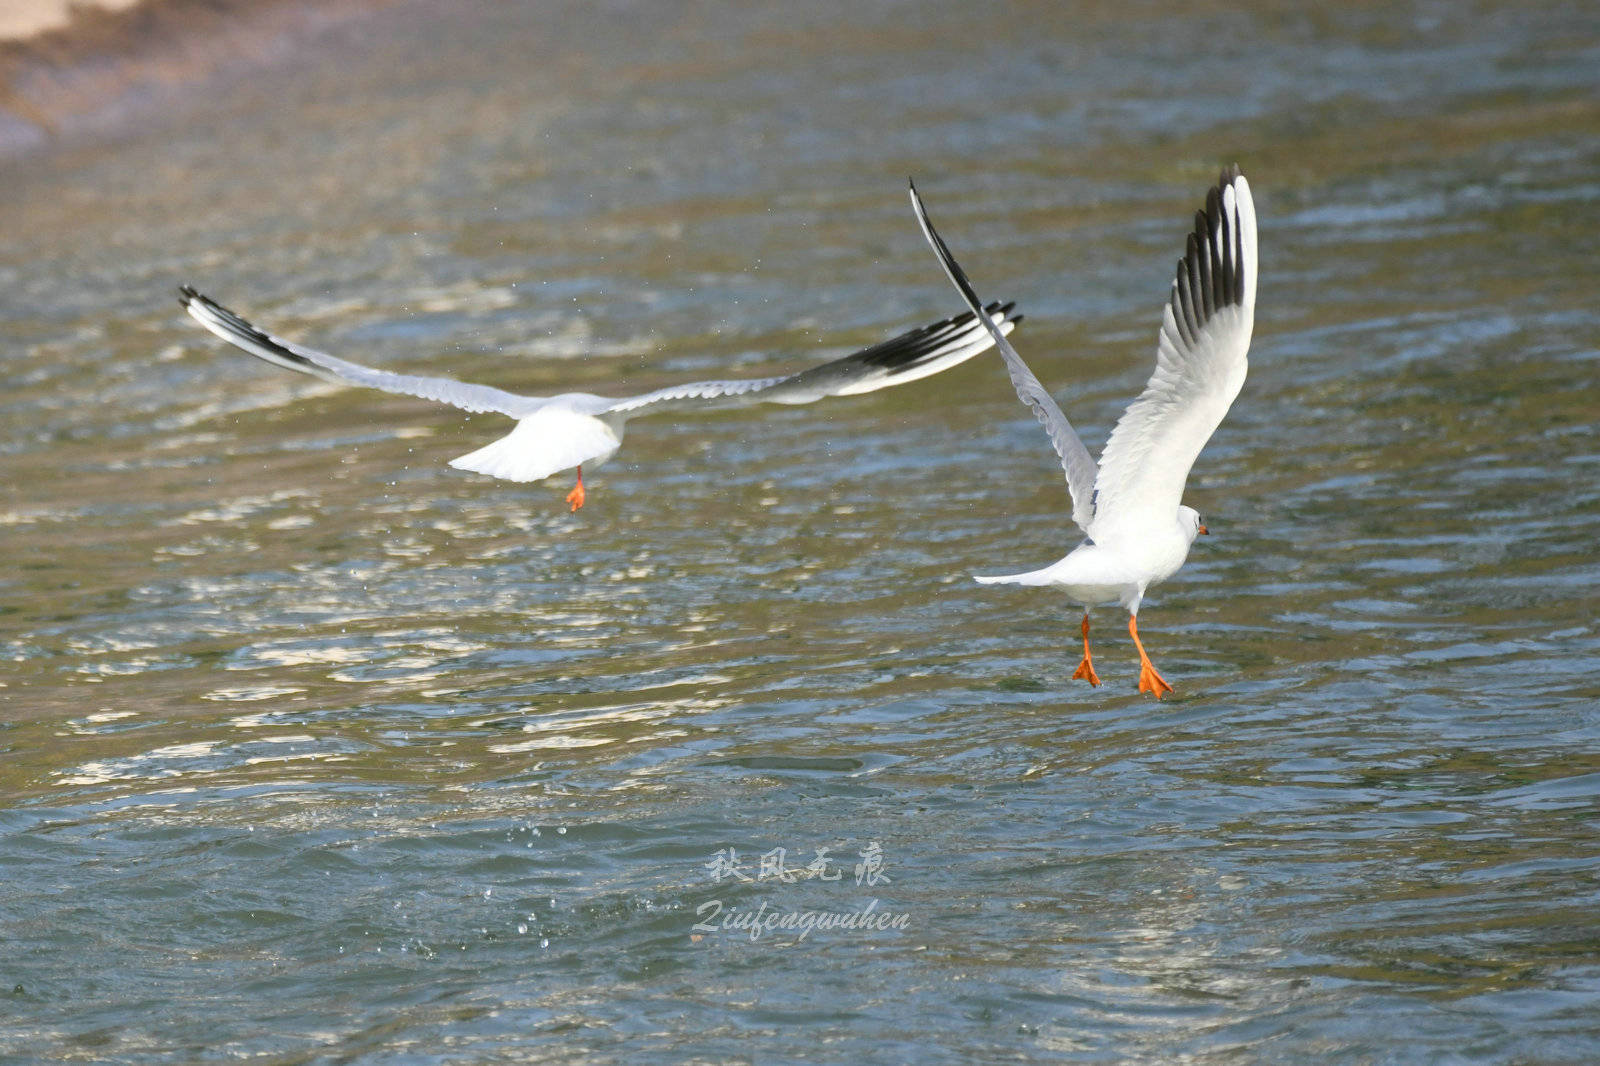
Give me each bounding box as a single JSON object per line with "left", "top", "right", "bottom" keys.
{"left": 178, "top": 287, "right": 1020, "bottom": 510}
{"left": 909, "top": 167, "right": 1257, "bottom": 697}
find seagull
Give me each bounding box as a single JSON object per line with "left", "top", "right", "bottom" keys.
{"left": 177, "top": 286, "right": 1021, "bottom": 510}
{"left": 909, "top": 167, "right": 1257, "bottom": 697}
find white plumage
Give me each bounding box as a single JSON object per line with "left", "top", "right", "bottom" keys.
{"left": 910, "top": 167, "right": 1258, "bottom": 696}
{"left": 448, "top": 405, "right": 621, "bottom": 484}
{"left": 179, "top": 286, "right": 1020, "bottom": 510}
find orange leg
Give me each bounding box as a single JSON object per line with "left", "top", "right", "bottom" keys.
{"left": 565, "top": 465, "right": 586, "bottom": 511}
{"left": 1071, "top": 613, "right": 1101, "bottom": 686}
{"left": 1128, "top": 614, "right": 1174, "bottom": 699}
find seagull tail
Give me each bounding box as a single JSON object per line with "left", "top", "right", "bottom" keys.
{"left": 973, "top": 565, "right": 1059, "bottom": 587}
{"left": 448, "top": 408, "right": 622, "bottom": 484}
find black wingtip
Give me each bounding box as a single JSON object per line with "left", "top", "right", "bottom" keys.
{"left": 848, "top": 297, "right": 1016, "bottom": 373}
{"left": 1169, "top": 167, "right": 1248, "bottom": 339}
{"left": 177, "top": 284, "right": 199, "bottom": 308}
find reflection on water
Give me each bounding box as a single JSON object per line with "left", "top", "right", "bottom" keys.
{"left": 3, "top": 0, "right": 1599, "bottom": 1060}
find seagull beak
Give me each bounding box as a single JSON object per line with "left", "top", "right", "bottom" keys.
{"left": 1198, "top": 525, "right": 1209, "bottom": 536}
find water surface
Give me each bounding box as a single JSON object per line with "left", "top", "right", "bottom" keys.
{"left": 3, "top": 1, "right": 1599, "bottom": 1061}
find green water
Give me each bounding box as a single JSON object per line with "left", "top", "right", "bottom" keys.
{"left": 3, "top": 1, "right": 1598, "bottom": 1060}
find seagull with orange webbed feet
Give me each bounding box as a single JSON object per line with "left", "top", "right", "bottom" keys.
{"left": 179, "top": 287, "right": 1020, "bottom": 512}
{"left": 909, "top": 167, "right": 1257, "bottom": 696}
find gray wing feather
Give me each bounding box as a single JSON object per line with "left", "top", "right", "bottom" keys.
{"left": 603, "top": 302, "right": 1020, "bottom": 417}
{"left": 178, "top": 287, "right": 544, "bottom": 418}
{"left": 907, "top": 181, "right": 1098, "bottom": 532}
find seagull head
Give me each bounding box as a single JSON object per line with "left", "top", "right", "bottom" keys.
{"left": 1179, "top": 505, "right": 1208, "bottom": 542}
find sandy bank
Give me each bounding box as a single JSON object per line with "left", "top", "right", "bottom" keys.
{"left": 0, "top": 0, "right": 397, "bottom": 159}
{"left": 0, "top": 1, "right": 146, "bottom": 43}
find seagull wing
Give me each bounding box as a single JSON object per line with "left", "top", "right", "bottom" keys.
{"left": 601, "top": 302, "right": 1020, "bottom": 418}
{"left": 178, "top": 287, "right": 545, "bottom": 418}
{"left": 1089, "top": 167, "right": 1257, "bottom": 535}
{"left": 907, "top": 180, "right": 1098, "bottom": 532}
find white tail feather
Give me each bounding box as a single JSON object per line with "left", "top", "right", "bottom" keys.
{"left": 973, "top": 566, "right": 1060, "bottom": 586}
{"left": 449, "top": 407, "right": 622, "bottom": 483}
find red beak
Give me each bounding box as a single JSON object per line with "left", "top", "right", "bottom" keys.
{"left": 1198, "top": 525, "right": 1209, "bottom": 536}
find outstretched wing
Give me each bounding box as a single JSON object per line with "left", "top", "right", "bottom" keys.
{"left": 602, "top": 302, "right": 1021, "bottom": 417}
{"left": 178, "top": 287, "right": 544, "bottom": 418}
{"left": 907, "top": 180, "right": 1098, "bottom": 533}
{"left": 1089, "top": 167, "right": 1257, "bottom": 535}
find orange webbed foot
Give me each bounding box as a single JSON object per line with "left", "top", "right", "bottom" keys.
{"left": 1072, "top": 613, "right": 1100, "bottom": 686}
{"left": 565, "top": 467, "right": 586, "bottom": 511}
{"left": 1136, "top": 662, "right": 1174, "bottom": 699}
{"left": 1128, "top": 613, "right": 1175, "bottom": 699}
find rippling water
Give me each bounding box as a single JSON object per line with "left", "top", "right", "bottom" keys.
{"left": 3, "top": 1, "right": 1599, "bottom": 1060}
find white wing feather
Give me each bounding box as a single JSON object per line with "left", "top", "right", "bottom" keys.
{"left": 1089, "top": 169, "right": 1257, "bottom": 535}
{"left": 907, "top": 181, "right": 1099, "bottom": 533}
